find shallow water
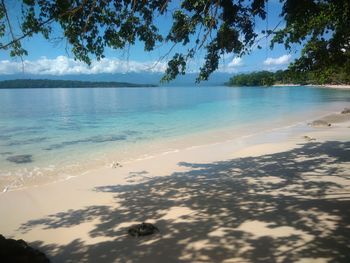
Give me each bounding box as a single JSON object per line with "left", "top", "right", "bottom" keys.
{"left": 0, "top": 86, "right": 349, "bottom": 190}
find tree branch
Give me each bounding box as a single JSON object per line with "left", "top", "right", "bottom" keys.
{"left": 1, "top": 0, "right": 25, "bottom": 70}
{"left": 0, "top": 2, "right": 87, "bottom": 50}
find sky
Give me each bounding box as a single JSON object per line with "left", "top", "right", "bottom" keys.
{"left": 0, "top": 1, "right": 302, "bottom": 78}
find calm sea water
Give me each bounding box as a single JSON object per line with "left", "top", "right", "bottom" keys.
{"left": 0, "top": 86, "right": 350, "bottom": 190}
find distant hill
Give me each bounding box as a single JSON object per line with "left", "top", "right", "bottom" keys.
{"left": 0, "top": 79, "right": 157, "bottom": 89}
{"left": 0, "top": 72, "right": 232, "bottom": 86}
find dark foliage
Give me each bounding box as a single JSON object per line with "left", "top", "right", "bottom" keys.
{"left": 0, "top": 1, "right": 348, "bottom": 82}
{"left": 0, "top": 79, "right": 157, "bottom": 89}
{"left": 227, "top": 68, "right": 350, "bottom": 86}
{"left": 227, "top": 71, "right": 275, "bottom": 86}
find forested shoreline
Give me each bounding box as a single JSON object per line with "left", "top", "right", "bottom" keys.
{"left": 227, "top": 69, "right": 350, "bottom": 87}
{"left": 0, "top": 79, "right": 157, "bottom": 89}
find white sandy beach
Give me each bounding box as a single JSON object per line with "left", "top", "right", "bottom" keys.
{"left": 321, "top": 84, "right": 350, "bottom": 89}
{"left": 273, "top": 84, "right": 350, "bottom": 89}
{"left": 308, "top": 84, "right": 350, "bottom": 90}
{"left": 1, "top": 110, "right": 350, "bottom": 262}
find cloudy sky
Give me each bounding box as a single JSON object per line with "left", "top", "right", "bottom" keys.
{"left": 0, "top": 1, "right": 299, "bottom": 77}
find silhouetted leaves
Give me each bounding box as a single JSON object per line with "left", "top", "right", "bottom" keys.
{"left": 0, "top": 1, "right": 349, "bottom": 81}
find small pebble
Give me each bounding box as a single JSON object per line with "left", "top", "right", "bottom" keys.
{"left": 302, "top": 135, "right": 316, "bottom": 142}
{"left": 111, "top": 161, "right": 123, "bottom": 168}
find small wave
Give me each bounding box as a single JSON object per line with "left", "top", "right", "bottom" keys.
{"left": 160, "top": 149, "right": 180, "bottom": 155}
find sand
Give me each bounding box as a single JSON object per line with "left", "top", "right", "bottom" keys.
{"left": 272, "top": 84, "right": 301, "bottom": 87}
{"left": 1, "top": 111, "right": 350, "bottom": 262}
{"left": 311, "top": 84, "right": 350, "bottom": 90}
{"left": 273, "top": 84, "right": 350, "bottom": 89}
{"left": 321, "top": 84, "right": 350, "bottom": 89}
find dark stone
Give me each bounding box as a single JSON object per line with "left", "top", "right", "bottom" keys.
{"left": 309, "top": 120, "right": 331, "bottom": 128}
{"left": 341, "top": 108, "right": 350, "bottom": 114}
{"left": 6, "top": 154, "right": 32, "bottom": 164}
{"left": 302, "top": 135, "right": 316, "bottom": 142}
{"left": 128, "top": 222, "right": 159, "bottom": 237}
{"left": 0, "top": 234, "right": 50, "bottom": 262}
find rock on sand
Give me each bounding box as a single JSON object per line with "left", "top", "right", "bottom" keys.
{"left": 309, "top": 120, "right": 331, "bottom": 128}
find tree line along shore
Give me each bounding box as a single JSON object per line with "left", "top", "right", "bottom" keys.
{"left": 0, "top": 79, "right": 157, "bottom": 89}
{"left": 226, "top": 69, "right": 350, "bottom": 87}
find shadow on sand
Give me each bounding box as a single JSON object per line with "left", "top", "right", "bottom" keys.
{"left": 20, "top": 141, "right": 350, "bottom": 262}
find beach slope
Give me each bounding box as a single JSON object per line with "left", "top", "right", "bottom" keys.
{"left": 1, "top": 111, "right": 350, "bottom": 263}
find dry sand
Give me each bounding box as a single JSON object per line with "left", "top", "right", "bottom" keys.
{"left": 1, "top": 111, "right": 350, "bottom": 263}
{"left": 322, "top": 84, "right": 350, "bottom": 89}
{"left": 273, "top": 84, "right": 350, "bottom": 89}
{"left": 311, "top": 84, "right": 350, "bottom": 90}
{"left": 272, "top": 84, "right": 301, "bottom": 87}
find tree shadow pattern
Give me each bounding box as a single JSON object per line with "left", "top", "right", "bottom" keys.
{"left": 19, "top": 141, "right": 350, "bottom": 263}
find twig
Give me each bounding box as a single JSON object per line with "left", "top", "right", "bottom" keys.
{"left": 252, "top": 20, "right": 282, "bottom": 50}
{"left": 147, "top": 42, "right": 178, "bottom": 71}
{"left": 197, "top": 2, "right": 218, "bottom": 50}
{"left": 82, "top": 0, "right": 97, "bottom": 34}
{"left": 1, "top": 0, "right": 25, "bottom": 71}
{"left": 0, "top": 2, "right": 86, "bottom": 50}
{"left": 160, "top": 0, "right": 169, "bottom": 14}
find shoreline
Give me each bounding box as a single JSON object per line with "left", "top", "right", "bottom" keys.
{"left": 319, "top": 84, "right": 350, "bottom": 89}
{"left": 0, "top": 108, "right": 350, "bottom": 262}
{"left": 1, "top": 102, "right": 347, "bottom": 193}
{"left": 272, "top": 83, "right": 301, "bottom": 87}
{"left": 273, "top": 83, "right": 350, "bottom": 89}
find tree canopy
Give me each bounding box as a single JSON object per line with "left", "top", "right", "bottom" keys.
{"left": 0, "top": 0, "right": 349, "bottom": 82}
{"left": 227, "top": 71, "right": 275, "bottom": 86}
{"left": 0, "top": 79, "right": 157, "bottom": 89}
{"left": 227, "top": 66, "right": 350, "bottom": 86}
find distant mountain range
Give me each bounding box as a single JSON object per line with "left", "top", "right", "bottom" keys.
{"left": 0, "top": 72, "right": 232, "bottom": 86}
{"left": 0, "top": 79, "right": 158, "bottom": 89}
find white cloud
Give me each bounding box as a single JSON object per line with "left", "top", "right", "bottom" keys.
{"left": 228, "top": 57, "right": 243, "bottom": 67}
{"left": 263, "top": 54, "right": 291, "bottom": 66}
{"left": 0, "top": 56, "right": 167, "bottom": 75}
{"left": 218, "top": 57, "right": 243, "bottom": 73}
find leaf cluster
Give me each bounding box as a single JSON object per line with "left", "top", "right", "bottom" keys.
{"left": 227, "top": 70, "right": 274, "bottom": 86}
{"left": 271, "top": 0, "right": 350, "bottom": 75}
{"left": 0, "top": 0, "right": 349, "bottom": 82}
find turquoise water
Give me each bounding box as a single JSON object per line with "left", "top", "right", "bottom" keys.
{"left": 0, "top": 86, "right": 350, "bottom": 190}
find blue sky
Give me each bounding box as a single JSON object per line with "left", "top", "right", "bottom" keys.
{"left": 0, "top": 1, "right": 301, "bottom": 77}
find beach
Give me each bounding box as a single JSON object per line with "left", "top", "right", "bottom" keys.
{"left": 1, "top": 108, "right": 350, "bottom": 262}
{"left": 321, "top": 84, "right": 350, "bottom": 90}
{"left": 0, "top": 0, "right": 349, "bottom": 261}
{"left": 273, "top": 84, "right": 350, "bottom": 90}
{"left": 3, "top": 85, "right": 350, "bottom": 192}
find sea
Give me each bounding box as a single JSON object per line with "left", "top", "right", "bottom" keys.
{"left": 0, "top": 85, "right": 350, "bottom": 191}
